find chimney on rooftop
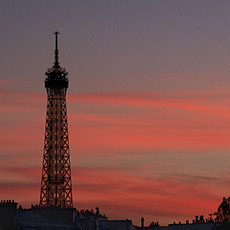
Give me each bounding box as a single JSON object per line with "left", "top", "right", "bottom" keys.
{"left": 141, "top": 217, "right": 144, "bottom": 228}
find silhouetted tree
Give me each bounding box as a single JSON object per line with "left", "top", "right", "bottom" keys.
{"left": 216, "top": 197, "right": 230, "bottom": 223}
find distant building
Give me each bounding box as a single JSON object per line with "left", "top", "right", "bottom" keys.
{"left": 0, "top": 202, "right": 135, "bottom": 230}
{"left": 0, "top": 200, "right": 17, "bottom": 230}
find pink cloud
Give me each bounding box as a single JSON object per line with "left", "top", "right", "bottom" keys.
{"left": 72, "top": 167, "right": 222, "bottom": 225}
{"left": 0, "top": 165, "right": 223, "bottom": 225}
{"left": 1, "top": 90, "right": 230, "bottom": 225}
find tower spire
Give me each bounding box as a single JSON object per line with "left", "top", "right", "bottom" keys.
{"left": 54, "top": 31, "right": 60, "bottom": 68}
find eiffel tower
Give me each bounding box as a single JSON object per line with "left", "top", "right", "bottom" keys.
{"left": 40, "top": 32, "right": 73, "bottom": 208}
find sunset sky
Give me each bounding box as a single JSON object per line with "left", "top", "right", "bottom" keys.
{"left": 2, "top": 0, "right": 230, "bottom": 226}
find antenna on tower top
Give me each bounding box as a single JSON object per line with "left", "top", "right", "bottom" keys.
{"left": 54, "top": 31, "right": 60, "bottom": 67}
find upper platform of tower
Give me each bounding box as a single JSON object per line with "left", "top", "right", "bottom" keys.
{"left": 45, "top": 32, "right": 69, "bottom": 90}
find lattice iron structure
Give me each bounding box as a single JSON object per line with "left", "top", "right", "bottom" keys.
{"left": 40, "top": 32, "right": 73, "bottom": 208}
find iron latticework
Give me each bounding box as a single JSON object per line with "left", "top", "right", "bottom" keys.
{"left": 40, "top": 32, "right": 73, "bottom": 208}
